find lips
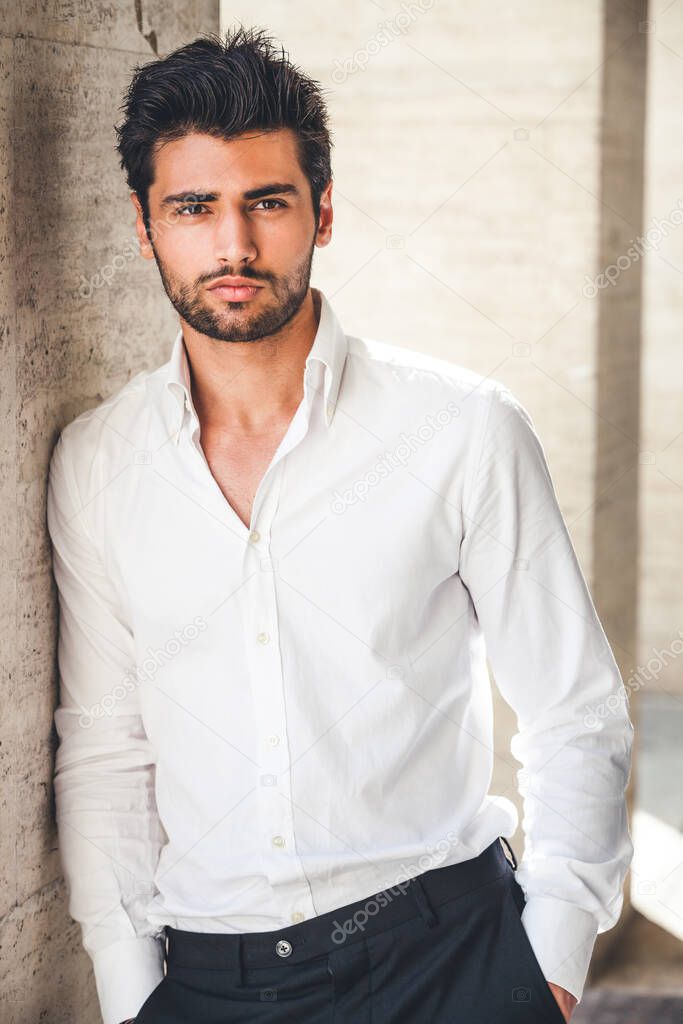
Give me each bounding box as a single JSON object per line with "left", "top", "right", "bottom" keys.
{"left": 207, "top": 282, "right": 263, "bottom": 301}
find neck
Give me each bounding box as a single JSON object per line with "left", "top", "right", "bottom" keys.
{"left": 182, "top": 287, "right": 321, "bottom": 434}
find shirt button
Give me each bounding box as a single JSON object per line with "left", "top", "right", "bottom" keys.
{"left": 272, "top": 834, "right": 286, "bottom": 848}
{"left": 249, "top": 530, "right": 260, "bottom": 544}
{"left": 267, "top": 734, "right": 280, "bottom": 746}
{"left": 291, "top": 911, "right": 305, "bottom": 924}
{"left": 257, "top": 632, "right": 270, "bottom": 645}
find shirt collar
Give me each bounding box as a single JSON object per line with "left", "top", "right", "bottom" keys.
{"left": 163, "top": 286, "right": 348, "bottom": 444}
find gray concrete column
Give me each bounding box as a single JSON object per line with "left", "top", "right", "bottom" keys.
{"left": 587, "top": 0, "right": 649, "bottom": 978}
{"left": 0, "top": 4, "right": 218, "bottom": 1021}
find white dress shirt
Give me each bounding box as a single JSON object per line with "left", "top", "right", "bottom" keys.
{"left": 47, "top": 286, "right": 633, "bottom": 1024}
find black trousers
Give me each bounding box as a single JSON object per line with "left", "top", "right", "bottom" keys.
{"left": 134, "top": 837, "right": 565, "bottom": 1023}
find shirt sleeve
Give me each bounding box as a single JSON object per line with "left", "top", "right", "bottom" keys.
{"left": 46, "top": 432, "right": 166, "bottom": 1024}
{"left": 458, "top": 384, "right": 634, "bottom": 1003}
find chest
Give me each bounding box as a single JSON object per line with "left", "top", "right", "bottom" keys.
{"left": 200, "top": 427, "right": 290, "bottom": 531}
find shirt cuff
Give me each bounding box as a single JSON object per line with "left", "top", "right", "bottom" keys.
{"left": 91, "top": 935, "right": 165, "bottom": 1024}
{"left": 520, "top": 896, "right": 599, "bottom": 1003}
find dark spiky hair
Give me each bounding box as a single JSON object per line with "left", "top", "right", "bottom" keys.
{"left": 114, "top": 25, "right": 333, "bottom": 229}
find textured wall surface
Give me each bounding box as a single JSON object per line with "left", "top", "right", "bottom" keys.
{"left": 0, "top": 3, "right": 218, "bottom": 1022}
{"left": 641, "top": 0, "right": 683, "bottom": 692}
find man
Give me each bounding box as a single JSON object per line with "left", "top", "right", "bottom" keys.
{"left": 47, "top": 25, "right": 633, "bottom": 1024}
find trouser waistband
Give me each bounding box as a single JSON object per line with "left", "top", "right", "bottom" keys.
{"left": 164, "top": 836, "right": 516, "bottom": 976}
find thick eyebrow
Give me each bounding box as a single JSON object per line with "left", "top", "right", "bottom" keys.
{"left": 160, "top": 183, "right": 300, "bottom": 207}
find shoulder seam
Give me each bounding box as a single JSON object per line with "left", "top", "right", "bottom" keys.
{"left": 461, "top": 385, "right": 498, "bottom": 534}
{"left": 53, "top": 433, "right": 101, "bottom": 553}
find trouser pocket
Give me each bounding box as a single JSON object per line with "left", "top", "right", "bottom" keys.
{"left": 503, "top": 877, "right": 567, "bottom": 1024}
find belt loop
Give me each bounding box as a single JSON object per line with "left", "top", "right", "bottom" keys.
{"left": 410, "top": 874, "right": 438, "bottom": 928}
{"left": 499, "top": 836, "right": 518, "bottom": 871}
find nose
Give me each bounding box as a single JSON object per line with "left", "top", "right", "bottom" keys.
{"left": 213, "top": 208, "right": 258, "bottom": 267}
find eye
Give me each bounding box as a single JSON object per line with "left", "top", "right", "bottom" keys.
{"left": 176, "top": 203, "right": 208, "bottom": 216}
{"left": 253, "top": 199, "right": 286, "bottom": 211}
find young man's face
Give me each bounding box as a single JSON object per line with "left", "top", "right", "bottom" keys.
{"left": 132, "top": 127, "right": 332, "bottom": 342}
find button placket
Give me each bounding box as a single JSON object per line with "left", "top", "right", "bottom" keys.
{"left": 242, "top": 467, "right": 304, "bottom": 901}
{"left": 240, "top": 441, "right": 316, "bottom": 920}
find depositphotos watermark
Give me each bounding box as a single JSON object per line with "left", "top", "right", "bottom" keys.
{"left": 583, "top": 629, "right": 683, "bottom": 728}
{"left": 77, "top": 616, "right": 208, "bottom": 728}
{"left": 330, "top": 830, "right": 460, "bottom": 944}
{"left": 331, "top": 0, "right": 436, "bottom": 84}
{"left": 582, "top": 198, "right": 683, "bottom": 297}
{"left": 330, "top": 400, "right": 460, "bottom": 514}
{"left": 76, "top": 198, "right": 206, "bottom": 299}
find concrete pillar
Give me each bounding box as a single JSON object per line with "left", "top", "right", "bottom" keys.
{"left": 589, "top": 0, "right": 649, "bottom": 975}
{"left": 0, "top": 4, "right": 218, "bottom": 1021}
{"left": 640, "top": 3, "right": 683, "bottom": 693}
{"left": 628, "top": 0, "right": 683, "bottom": 959}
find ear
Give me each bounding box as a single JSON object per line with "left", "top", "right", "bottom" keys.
{"left": 315, "top": 178, "right": 333, "bottom": 248}
{"left": 131, "top": 192, "right": 155, "bottom": 260}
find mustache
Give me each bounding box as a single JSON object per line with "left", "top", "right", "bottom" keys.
{"left": 200, "top": 269, "right": 270, "bottom": 286}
